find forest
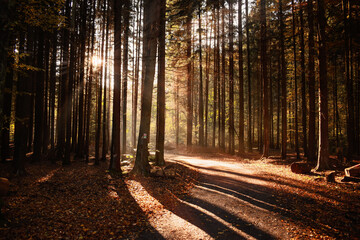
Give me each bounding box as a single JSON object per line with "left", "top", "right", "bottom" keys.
{"left": 0, "top": 0, "right": 360, "bottom": 239}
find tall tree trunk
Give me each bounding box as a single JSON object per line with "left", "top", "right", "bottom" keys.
{"left": 198, "top": 7, "right": 204, "bottom": 147}
{"left": 220, "top": 5, "right": 226, "bottom": 150}
{"left": 315, "top": 0, "right": 330, "bottom": 171}
{"left": 77, "top": 0, "right": 87, "bottom": 159}
{"left": 102, "top": 0, "right": 110, "bottom": 161}
{"left": 64, "top": 1, "right": 77, "bottom": 165}
{"left": 186, "top": 15, "right": 193, "bottom": 147}
{"left": 155, "top": 0, "right": 166, "bottom": 166}
{"left": 307, "top": 0, "right": 316, "bottom": 163}
{"left": 110, "top": 0, "right": 122, "bottom": 171}
{"left": 212, "top": 8, "right": 217, "bottom": 148}
{"left": 238, "top": 0, "right": 244, "bottom": 155}
{"left": 122, "top": 0, "right": 130, "bottom": 154}
{"left": 299, "top": 0, "right": 307, "bottom": 157}
{"left": 1, "top": 40, "right": 14, "bottom": 162}
{"left": 132, "top": 0, "right": 142, "bottom": 149}
{"left": 291, "top": 0, "right": 300, "bottom": 159}
{"left": 261, "top": 0, "right": 269, "bottom": 157}
{"left": 205, "top": 12, "right": 211, "bottom": 147}
{"left": 50, "top": 31, "right": 57, "bottom": 153}
{"left": 58, "top": 0, "right": 71, "bottom": 160}
{"left": 13, "top": 33, "right": 30, "bottom": 175}
{"left": 33, "top": 29, "right": 45, "bottom": 162}
{"left": 246, "top": 0, "right": 252, "bottom": 152}
{"left": 279, "top": 0, "right": 287, "bottom": 159}
{"left": 228, "top": 0, "right": 235, "bottom": 154}
{"left": 343, "top": 0, "right": 355, "bottom": 160}
{"left": 133, "top": 0, "right": 159, "bottom": 175}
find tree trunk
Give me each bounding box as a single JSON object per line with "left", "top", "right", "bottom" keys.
{"left": 307, "top": 0, "right": 316, "bottom": 163}
{"left": 1, "top": 40, "right": 14, "bottom": 162}
{"left": 155, "top": 0, "right": 166, "bottom": 166}
{"left": 77, "top": 0, "right": 87, "bottom": 159}
{"left": 186, "top": 15, "right": 193, "bottom": 147}
{"left": 299, "top": 0, "right": 307, "bottom": 157}
{"left": 246, "top": 0, "right": 252, "bottom": 152}
{"left": 122, "top": 0, "right": 130, "bottom": 154}
{"left": 228, "top": 0, "right": 235, "bottom": 154}
{"left": 291, "top": 0, "right": 299, "bottom": 159}
{"left": 261, "top": 0, "right": 269, "bottom": 157}
{"left": 102, "top": 0, "right": 110, "bottom": 161}
{"left": 279, "top": 0, "right": 287, "bottom": 159}
{"left": 220, "top": 5, "right": 226, "bottom": 150}
{"left": 110, "top": 0, "right": 122, "bottom": 171}
{"left": 343, "top": 0, "right": 355, "bottom": 160}
{"left": 13, "top": 33, "right": 30, "bottom": 175}
{"left": 198, "top": 7, "right": 204, "bottom": 147}
{"left": 132, "top": 0, "right": 142, "bottom": 150}
{"left": 238, "top": 0, "right": 244, "bottom": 155}
{"left": 315, "top": 0, "right": 330, "bottom": 171}
{"left": 133, "top": 0, "right": 159, "bottom": 175}
{"left": 33, "top": 29, "right": 45, "bottom": 162}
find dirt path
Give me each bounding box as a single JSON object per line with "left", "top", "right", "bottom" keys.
{"left": 128, "top": 152, "right": 359, "bottom": 239}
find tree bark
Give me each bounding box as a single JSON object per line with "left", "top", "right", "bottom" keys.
{"left": 133, "top": 0, "right": 159, "bottom": 176}
{"left": 315, "top": 0, "right": 330, "bottom": 171}
{"left": 307, "top": 0, "right": 316, "bottom": 163}
{"left": 155, "top": 0, "right": 166, "bottom": 166}
{"left": 279, "top": 0, "right": 287, "bottom": 159}
{"left": 238, "top": 0, "right": 244, "bottom": 155}
{"left": 261, "top": 0, "right": 269, "bottom": 158}
{"left": 186, "top": 15, "right": 193, "bottom": 147}
{"left": 110, "top": 0, "right": 122, "bottom": 171}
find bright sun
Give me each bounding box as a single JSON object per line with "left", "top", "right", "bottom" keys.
{"left": 92, "top": 55, "right": 102, "bottom": 68}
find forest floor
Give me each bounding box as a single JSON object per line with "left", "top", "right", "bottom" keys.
{"left": 0, "top": 148, "right": 360, "bottom": 239}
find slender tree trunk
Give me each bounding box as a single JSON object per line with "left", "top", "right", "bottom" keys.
{"left": 64, "top": 1, "right": 77, "bottom": 165}
{"left": 220, "top": 5, "right": 226, "bottom": 150}
{"left": 238, "top": 0, "right": 244, "bottom": 155}
{"left": 261, "top": 0, "right": 269, "bottom": 157}
{"left": 175, "top": 76, "right": 179, "bottom": 146}
{"left": 186, "top": 15, "right": 193, "bottom": 147}
{"left": 205, "top": 12, "right": 211, "bottom": 147}
{"left": 133, "top": 0, "right": 159, "bottom": 175}
{"left": 299, "top": 0, "right": 307, "bottom": 157}
{"left": 307, "top": 0, "right": 316, "bottom": 163}
{"left": 155, "top": 0, "right": 166, "bottom": 166}
{"left": 110, "top": 0, "right": 122, "bottom": 171}
{"left": 315, "top": 0, "right": 330, "bottom": 171}
{"left": 291, "top": 0, "right": 299, "bottom": 159}
{"left": 122, "top": 0, "right": 130, "bottom": 154}
{"left": 58, "top": 0, "right": 71, "bottom": 160}
{"left": 212, "top": 8, "right": 217, "bottom": 148}
{"left": 85, "top": 0, "right": 96, "bottom": 164}
{"left": 33, "top": 29, "right": 45, "bottom": 162}
{"left": 279, "top": 0, "right": 287, "bottom": 159}
{"left": 13, "top": 33, "right": 30, "bottom": 175}
{"left": 198, "top": 7, "right": 204, "bottom": 147}
{"left": 102, "top": 0, "right": 110, "bottom": 161}
{"left": 1, "top": 40, "right": 14, "bottom": 162}
{"left": 50, "top": 31, "right": 57, "bottom": 153}
{"left": 228, "top": 0, "right": 234, "bottom": 154}
{"left": 132, "top": 0, "right": 142, "bottom": 149}
{"left": 77, "top": 0, "right": 87, "bottom": 158}
{"left": 246, "top": 0, "right": 252, "bottom": 152}
{"left": 343, "top": 0, "right": 355, "bottom": 160}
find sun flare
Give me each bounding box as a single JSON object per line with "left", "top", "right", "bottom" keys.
{"left": 92, "top": 55, "right": 102, "bottom": 68}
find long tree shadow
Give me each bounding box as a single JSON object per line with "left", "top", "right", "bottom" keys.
{"left": 186, "top": 164, "right": 359, "bottom": 238}
{"left": 176, "top": 160, "right": 355, "bottom": 204}
{"left": 146, "top": 160, "right": 358, "bottom": 239}
{"left": 0, "top": 160, "right": 165, "bottom": 240}
{"left": 138, "top": 177, "right": 277, "bottom": 239}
